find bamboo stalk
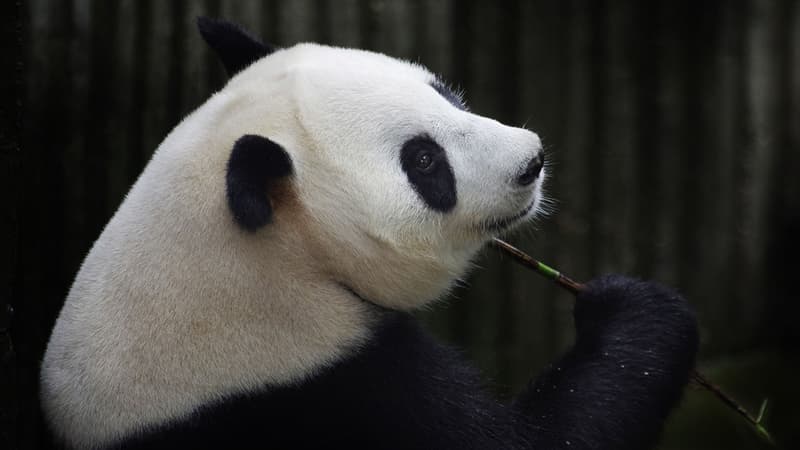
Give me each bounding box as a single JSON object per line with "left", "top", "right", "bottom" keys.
{"left": 490, "top": 237, "right": 775, "bottom": 446}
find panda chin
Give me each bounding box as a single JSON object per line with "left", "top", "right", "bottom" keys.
{"left": 480, "top": 199, "right": 537, "bottom": 235}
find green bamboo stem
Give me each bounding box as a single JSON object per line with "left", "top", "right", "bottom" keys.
{"left": 490, "top": 238, "right": 776, "bottom": 446}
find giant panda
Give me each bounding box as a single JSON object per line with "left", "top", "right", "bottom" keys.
{"left": 40, "top": 18, "right": 699, "bottom": 450}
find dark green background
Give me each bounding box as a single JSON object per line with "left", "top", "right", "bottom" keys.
{"left": 2, "top": 0, "right": 799, "bottom": 449}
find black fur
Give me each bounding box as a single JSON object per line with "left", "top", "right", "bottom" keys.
{"left": 430, "top": 80, "right": 467, "bottom": 111}
{"left": 225, "top": 134, "right": 293, "bottom": 231}
{"left": 400, "top": 135, "right": 457, "bottom": 212}
{"left": 515, "top": 275, "right": 699, "bottom": 449}
{"left": 109, "top": 275, "right": 697, "bottom": 450}
{"left": 197, "top": 17, "right": 274, "bottom": 76}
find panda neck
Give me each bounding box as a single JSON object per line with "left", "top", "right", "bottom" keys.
{"left": 336, "top": 280, "right": 395, "bottom": 313}
{"left": 40, "top": 202, "right": 380, "bottom": 449}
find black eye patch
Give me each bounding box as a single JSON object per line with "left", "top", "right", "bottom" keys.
{"left": 400, "top": 136, "right": 457, "bottom": 213}
{"left": 430, "top": 80, "right": 467, "bottom": 111}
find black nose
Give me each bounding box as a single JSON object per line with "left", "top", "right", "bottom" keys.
{"left": 517, "top": 153, "right": 544, "bottom": 186}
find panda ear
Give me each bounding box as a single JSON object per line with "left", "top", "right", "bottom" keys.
{"left": 226, "top": 135, "right": 294, "bottom": 232}
{"left": 197, "top": 17, "right": 275, "bottom": 77}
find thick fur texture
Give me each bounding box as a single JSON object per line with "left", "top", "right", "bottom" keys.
{"left": 40, "top": 18, "right": 697, "bottom": 450}
{"left": 515, "top": 275, "right": 698, "bottom": 449}
{"left": 110, "top": 276, "right": 697, "bottom": 450}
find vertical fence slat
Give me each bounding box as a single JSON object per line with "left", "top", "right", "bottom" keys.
{"left": 166, "top": 1, "right": 187, "bottom": 127}
{"left": 182, "top": 0, "right": 213, "bottom": 111}
{"left": 373, "top": 0, "right": 413, "bottom": 59}
{"left": 327, "top": 0, "right": 360, "bottom": 48}
{"left": 0, "top": 2, "right": 22, "bottom": 449}
{"left": 762, "top": 0, "right": 800, "bottom": 347}
{"left": 651, "top": 3, "right": 685, "bottom": 288}
{"left": 84, "top": 0, "right": 115, "bottom": 235}
{"left": 127, "top": 0, "right": 152, "bottom": 181}
{"left": 415, "top": 0, "right": 452, "bottom": 76}
{"left": 601, "top": 1, "right": 637, "bottom": 274}
{"left": 18, "top": 2, "right": 78, "bottom": 447}
{"left": 698, "top": 0, "right": 744, "bottom": 351}
{"left": 585, "top": 1, "right": 608, "bottom": 274}
{"left": 631, "top": 2, "right": 660, "bottom": 279}
{"left": 106, "top": 0, "right": 137, "bottom": 210}
{"left": 141, "top": 0, "right": 173, "bottom": 160}
{"left": 676, "top": 2, "right": 723, "bottom": 350}
{"left": 734, "top": 0, "right": 782, "bottom": 346}
{"left": 278, "top": 0, "right": 314, "bottom": 45}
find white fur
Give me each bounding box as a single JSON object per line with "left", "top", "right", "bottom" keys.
{"left": 40, "top": 43, "right": 545, "bottom": 448}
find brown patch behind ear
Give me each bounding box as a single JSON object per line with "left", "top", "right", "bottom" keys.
{"left": 266, "top": 178, "right": 300, "bottom": 216}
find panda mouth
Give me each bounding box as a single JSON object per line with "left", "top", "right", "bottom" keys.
{"left": 481, "top": 199, "right": 536, "bottom": 234}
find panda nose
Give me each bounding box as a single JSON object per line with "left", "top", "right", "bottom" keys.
{"left": 517, "top": 153, "right": 544, "bottom": 186}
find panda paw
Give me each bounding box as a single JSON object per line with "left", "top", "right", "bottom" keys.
{"left": 573, "top": 274, "right": 699, "bottom": 352}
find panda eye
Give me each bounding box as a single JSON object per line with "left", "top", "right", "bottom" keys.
{"left": 400, "top": 135, "right": 456, "bottom": 212}
{"left": 415, "top": 152, "right": 435, "bottom": 172}
{"left": 400, "top": 135, "right": 446, "bottom": 178}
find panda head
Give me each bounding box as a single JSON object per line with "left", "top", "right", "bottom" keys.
{"left": 199, "top": 18, "right": 546, "bottom": 310}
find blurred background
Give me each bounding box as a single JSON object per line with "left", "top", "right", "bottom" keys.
{"left": 2, "top": 0, "right": 799, "bottom": 449}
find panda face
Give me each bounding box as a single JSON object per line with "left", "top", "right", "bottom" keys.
{"left": 186, "top": 21, "right": 546, "bottom": 309}
{"left": 240, "top": 43, "right": 546, "bottom": 309}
